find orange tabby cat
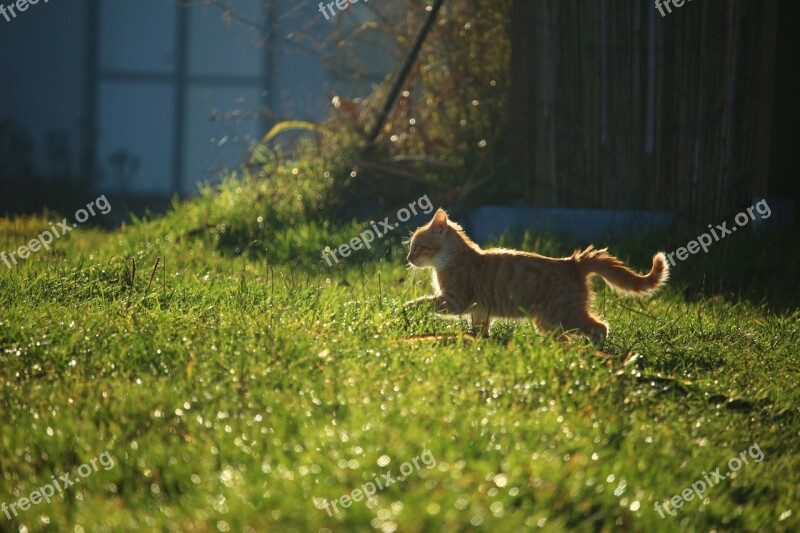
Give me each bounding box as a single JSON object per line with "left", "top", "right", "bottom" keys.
{"left": 404, "top": 209, "right": 669, "bottom": 342}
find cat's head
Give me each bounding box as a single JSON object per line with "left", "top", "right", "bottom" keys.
{"left": 407, "top": 208, "right": 456, "bottom": 268}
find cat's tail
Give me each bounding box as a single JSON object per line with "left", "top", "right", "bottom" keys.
{"left": 573, "top": 246, "right": 669, "bottom": 296}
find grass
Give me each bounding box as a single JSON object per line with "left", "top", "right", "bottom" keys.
{"left": 0, "top": 178, "right": 798, "bottom": 532}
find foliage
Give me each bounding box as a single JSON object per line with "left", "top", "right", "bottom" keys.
{"left": 246, "top": 0, "right": 513, "bottom": 211}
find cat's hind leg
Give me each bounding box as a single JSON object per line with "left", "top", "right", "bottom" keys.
{"left": 572, "top": 314, "right": 609, "bottom": 346}
{"left": 533, "top": 312, "right": 608, "bottom": 345}
{"left": 547, "top": 307, "right": 609, "bottom": 345}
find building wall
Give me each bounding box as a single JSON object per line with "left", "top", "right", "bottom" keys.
{"left": 94, "top": 0, "right": 275, "bottom": 195}
{"left": 0, "top": 0, "right": 341, "bottom": 200}
{"left": 0, "top": 0, "right": 88, "bottom": 186}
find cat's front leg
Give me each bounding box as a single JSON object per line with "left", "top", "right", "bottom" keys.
{"left": 470, "top": 311, "right": 491, "bottom": 338}
{"left": 404, "top": 295, "right": 434, "bottom": 312}
{"left": 404, "top": 293, "right": 467, "bottom": 315}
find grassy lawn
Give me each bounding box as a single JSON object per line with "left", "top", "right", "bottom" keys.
{"left": 1, "top": 180, "right": 798, "bottom": 532}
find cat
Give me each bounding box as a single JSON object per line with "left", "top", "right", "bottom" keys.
{"left": 404, "top": 209, "right": 669, "bottom": 343}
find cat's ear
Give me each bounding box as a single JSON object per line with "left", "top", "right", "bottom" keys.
{"left": 430, "top": 208, "right": 448, "bottom": 235}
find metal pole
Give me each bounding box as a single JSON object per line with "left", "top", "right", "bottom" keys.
{"left": 366, "top": 0, "right": 446, "bottom": 143}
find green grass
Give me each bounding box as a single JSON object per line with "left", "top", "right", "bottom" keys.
{"left": 0, "top": 181, "right": 798, "bottom": 532}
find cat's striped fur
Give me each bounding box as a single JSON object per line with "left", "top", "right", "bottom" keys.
{"left": 404, "top": 209, "right": 669, "bottom": 342}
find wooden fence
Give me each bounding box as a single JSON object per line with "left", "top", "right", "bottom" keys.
{"left": 508, "top": 0, "right": 779, "bottom": 221}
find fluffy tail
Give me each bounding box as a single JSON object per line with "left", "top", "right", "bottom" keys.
{"left": 573, "top": 246, "right": 669, "bottom": 296}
